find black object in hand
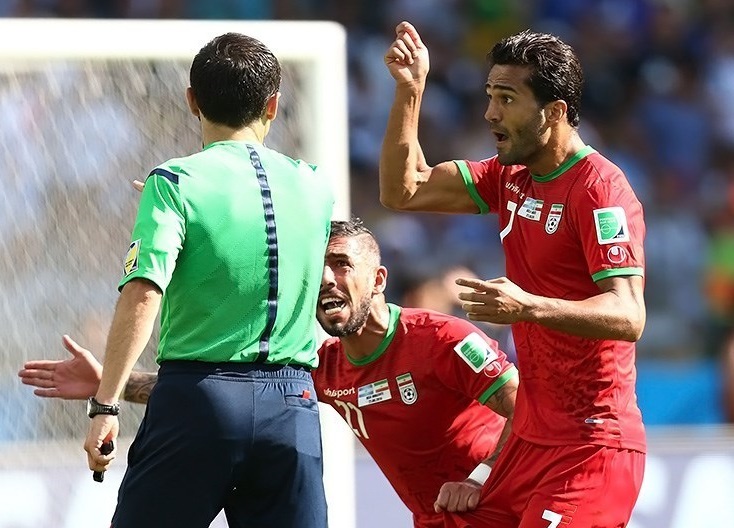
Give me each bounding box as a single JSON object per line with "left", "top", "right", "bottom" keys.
{"left": 93, "top": 440, "right": 115, "bottom": 483}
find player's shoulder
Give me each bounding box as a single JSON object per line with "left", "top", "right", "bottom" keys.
{"left": 460, "top": 155, "right": 527, "bottom": 180}
{"left": 318, "top": 336, "right": 342, "bottom": 355}
{"left": 398, "top": 306, "right": 483, "bottom": 342}
{"left": 577, "top": 150, "right": 629, "bottom": 188}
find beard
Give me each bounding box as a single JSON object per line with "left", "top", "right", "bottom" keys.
{"left": 320, "top": 295, "right": 372, "bottom": 337}
{"left": 496, "top": 114, "right": 546, "bottom": 166}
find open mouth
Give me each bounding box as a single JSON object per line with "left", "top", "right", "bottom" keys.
{"left": 494, "top": 132, "right": 508, "bottom": 143}
{"left": 320, "top": 296, "right": 347, "bottom": 315}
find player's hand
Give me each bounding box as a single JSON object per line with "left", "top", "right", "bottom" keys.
{"left": 18, "top": 335, "right": 102, "bottom": 400}
{"left": 384, "top": 21, "right": 430, "bottom": 87}
{"left": 132, "top": 179, "right": 144, "bottom": 192}
{"left": 434, "top": 479, "right": 483, "bottom": 513}
{"left": 456, "top": 276, "right": 533, "bottom": 325}
{"left": 85, "top": 414, "right": 119, "bottom": 474}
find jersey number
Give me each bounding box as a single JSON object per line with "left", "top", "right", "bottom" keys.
{"left": 334, "top": 399, "right": 370, "bottom": 439}
{"left": 499, "top": 200, "right": 518, "bottom": 241}
{"left": 542, "top": 509, "right": 562, "bottom": 528}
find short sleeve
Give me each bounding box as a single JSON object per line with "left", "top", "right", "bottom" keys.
{"left": 118, "top": 169, "right": 185, "bottom": 292}
{"left": 434, "top": 318, "right": 518, "bottom": 404}
{"left": 571, "top": 175, "right": 645, "bottom": 282}
{"left": 454, "top": 157, "right": 504, "bottom": 215}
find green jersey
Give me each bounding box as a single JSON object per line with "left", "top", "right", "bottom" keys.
{"left": 119, "top": 140, "right": 334, "bottom": 367}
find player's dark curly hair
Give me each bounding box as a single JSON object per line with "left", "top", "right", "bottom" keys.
{"left": 190, "top": 32, "right": 281, "bottom": 129}
{"left": 488, "top": 30, "right": 583, "bottom": 127}
{"left": 330, "top": 217, "right": 381, "bottom": 266}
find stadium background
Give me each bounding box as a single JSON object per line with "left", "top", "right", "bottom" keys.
{"left": 1, "top": 0, "right": 733, "bottom": 527}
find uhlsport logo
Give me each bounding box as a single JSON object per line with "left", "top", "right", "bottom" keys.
{"left": 593, "top": 207, "right": 630, "bottom": 245}
{"left": 607, "top": 245, "right": 628, "bottom": 264}
{"left": 324, "top": 387, "right": 356, "bottom": 398}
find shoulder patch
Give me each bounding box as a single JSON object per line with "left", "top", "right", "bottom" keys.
{"left": 454, "top": 332, "right": 499, "bottom": 373}
{"left": 124, "top": 239, "right": 141, "bottom": 276}
{"left": 593, "top": 207, "right": 629, "bottom": 244}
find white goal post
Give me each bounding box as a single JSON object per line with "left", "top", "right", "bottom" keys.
{"left": 0, "top": 18, "right": 353, "bottom": 528}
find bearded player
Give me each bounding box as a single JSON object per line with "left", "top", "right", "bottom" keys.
{"left": 20, "top": 217, "right": 519, "bottom": 528}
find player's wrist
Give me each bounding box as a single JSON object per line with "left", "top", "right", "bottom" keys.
{"left": 466, "top": 461, "right": 491, "bottom": 486}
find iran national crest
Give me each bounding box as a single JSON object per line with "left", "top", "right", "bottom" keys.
{"left": 545, "top": 204, "right": 564, "bottom": 234}
{"left": 396, "top": 373, "right": 418, "bottom": 405}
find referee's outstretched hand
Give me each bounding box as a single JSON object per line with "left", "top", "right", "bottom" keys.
{"left": 18, "top": 334, "right": 102, "bottom": 401}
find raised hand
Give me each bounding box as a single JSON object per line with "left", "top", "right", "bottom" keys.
{"left": 18, "top": 334, "right": 102, "bottom": 400}
{"left": 384, "top": 21, "right": 430, "bottom": 86}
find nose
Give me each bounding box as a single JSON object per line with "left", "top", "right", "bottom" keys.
{"left": 485, "top": 99, "right": 499, "bottom": 123}
{"left": 321, "top": 265, "right": 336, "bottom": 288}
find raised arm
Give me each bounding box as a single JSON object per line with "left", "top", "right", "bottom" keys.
{"left": 380, "top": 21, "right": 478, "bottom": 214}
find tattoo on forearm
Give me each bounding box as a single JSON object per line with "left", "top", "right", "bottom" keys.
{"left": 123, "top": 372, "right": 157, "bottom": 404}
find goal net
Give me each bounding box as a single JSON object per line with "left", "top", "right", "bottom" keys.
{"left": 0, "top": 18, "right": 352, "bottom": 528}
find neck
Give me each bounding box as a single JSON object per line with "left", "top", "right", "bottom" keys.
{"left": 200, "top": 119, "right": 268, "bottom": 147}
{"left": 526, "top": 128, "right": 586, "bottom": 176}
{"left": 340, "top": 298, "right": 391, "bottom": 361}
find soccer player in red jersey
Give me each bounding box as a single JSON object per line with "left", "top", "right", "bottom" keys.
{"left": 20, "top": 217, "right": 519, "bottom": 528}
{"left": 381, "top": 21, "right": 647, "bottom": 528}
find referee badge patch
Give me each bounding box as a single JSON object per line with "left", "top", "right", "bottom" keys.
{"left": 124, "top": 239, "right": 141, "bottom": 276}
{"left": 396, "top": 373, "right": 418, "bottom": 405}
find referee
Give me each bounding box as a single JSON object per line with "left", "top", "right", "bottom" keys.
{"left": 83, "top": 32, "right": 333, "bottom": 528}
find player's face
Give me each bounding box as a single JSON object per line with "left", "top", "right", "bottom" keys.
{"left": 317, "top": 236, "right": 375, "bottom": 337}
{"left": 484, "top": 64, "right": 547, "bottom": 166}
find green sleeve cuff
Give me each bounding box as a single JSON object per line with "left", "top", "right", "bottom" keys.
{"left": 477, "top": 365, "right": 518, "bottom": 404}
{"left": 455, "top": 160, "right": 489, "bottom": 215}
{"left": 591, "top": 267, "right": 644, "bottom": 282}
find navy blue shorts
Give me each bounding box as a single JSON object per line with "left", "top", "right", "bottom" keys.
{"left": 111, "top": 361, "right": 327, "bottom": 528}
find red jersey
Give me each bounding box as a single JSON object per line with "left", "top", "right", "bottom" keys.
{"left": 313, "top": 304, "right": 517, "bottom": 516}
{"left": 456, "top": 146, "right": 646, "bottom": 452}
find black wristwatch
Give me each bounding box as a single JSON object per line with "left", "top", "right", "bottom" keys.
{"left": 87, "top": 397, "right": 120, "bottom": 418}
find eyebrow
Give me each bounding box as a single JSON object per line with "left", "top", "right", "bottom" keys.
{"left": 325, "top": 252, "right": 352, "bottom": 261}
{"left": 485, "top": 83, "right": 519, "bottom": 93}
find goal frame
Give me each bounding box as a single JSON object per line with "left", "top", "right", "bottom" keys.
{"left": 0, "top": 17, "right": 353, "bottom": 528}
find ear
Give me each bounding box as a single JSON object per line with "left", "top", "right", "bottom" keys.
{"left": 545, "top": 99, "right": 567, "bottom": 125}
{"left": 264, "top": 92, "right": 280, "bottom": 122}
{"left": 186, "top": 87, "right": 200, "bottom": 118}
{"left": 373, "top": 266, "right": 388, "bottom": 295}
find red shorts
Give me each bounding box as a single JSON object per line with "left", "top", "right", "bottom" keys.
{"left": 444, "top": 433, "right": 645, "bottom": 528}
{"left": 412, "top": 510, "right": 446, "bottom": 528}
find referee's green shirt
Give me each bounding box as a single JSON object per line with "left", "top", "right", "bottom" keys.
{"left": 119, "top": 140, "right": 334, "bottom": 368}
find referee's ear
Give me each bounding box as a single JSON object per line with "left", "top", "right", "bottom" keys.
{"left": 264, "top": 92, "right": 281, "bottom": 123}
{"left": 185, "top": 86, "right": 201, "bottom": 118}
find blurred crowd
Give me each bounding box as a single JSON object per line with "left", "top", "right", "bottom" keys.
{"left": 2, "top": 0, "right": 734, "bottom": 422}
